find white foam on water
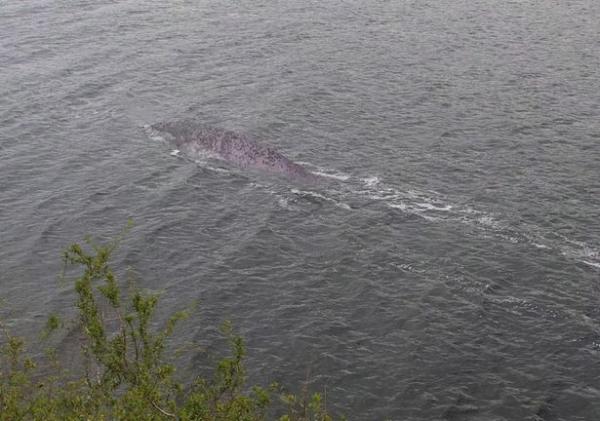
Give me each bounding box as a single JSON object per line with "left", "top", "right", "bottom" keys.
{"left": 311, "top": 170, "right": 350, "bottom": 181}
{"left": 407, "top": 189, "right": 428, "bottom": 199}
{"left": 192, "top": 156, "right": 231, "bottom": 174}
{"left": 461, "top": 206, "right": 482, "bottom": 215}
{"left": 291, "top": 188, "right": 351, "bottom": 210}
{"left": 558, "top": 241, "right": 600, "bottom": 269}
{"left": 386, "top": 202, "right": 440, "bottom": 221}
{"left": 205, "top": 166, "right": 231, "bottom": 174}
{"left": 295, "top": 161, "right": 351, "bottom": 181}
{"left": 581, "top": 260, "right": 600, "bottom": 269}
{"left": 291, "top": 188, "right": 320, "bottom": 199}
{"left": 155, "top": 141, "right": 600, "bottom": 273}
{"left": 415, "top": 202, "right": 453, "bottom": 212}
{"left": 387, "top": 202, "right": 407, "bottom": 211}
{"left": 277, "top": 197, "right": 296, "bottom": 211}
{"left": 582, "top": 261, "right": 600, "bottom": 269}
{"left": 475, "top": 215, "right": 503, "bottom": 229}
{"left": 353, "top": 175, "right": 459, "bottom": 223}
{"left": 367, "top": 190, "right": 402, "bottom": 201}
{"left": 362, "top": 176, "right": 380, "bottom": 187}
{"left": 144, "top": 124, "right": 165, "bottom": 142}
{"left": 295, "top": 161, "right": 314, "bottom": 167}
{"left": 323, "top": 171, "right": 600, "bottom": 272}
{"left": 489, "top": 295, "right": 525, "bottom": 305}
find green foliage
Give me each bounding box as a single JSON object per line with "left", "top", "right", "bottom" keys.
{"left": 0, "top": 235, "right": 339, "bottom": 420}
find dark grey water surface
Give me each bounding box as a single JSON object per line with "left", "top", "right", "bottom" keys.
{"left": 2, "top": 1, "right": 600, "bottom": 419}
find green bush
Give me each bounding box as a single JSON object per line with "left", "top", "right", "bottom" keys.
{"left": 0, "top": 234, "right": 340, "bottom": 421}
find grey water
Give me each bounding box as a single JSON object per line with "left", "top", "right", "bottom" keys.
{"left": 1, "top": 0, "right": 599, "bottom": 419}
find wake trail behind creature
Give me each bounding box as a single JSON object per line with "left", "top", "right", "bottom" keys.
{"left": 146, "top": 123, "right": 599, "bottom": 270}
{"left": 287, "top": 165, "right": 600, "bottom": 271}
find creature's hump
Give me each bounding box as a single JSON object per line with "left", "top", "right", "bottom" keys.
{"left": 151, "top": 120, "right": 322, "bottom": 183}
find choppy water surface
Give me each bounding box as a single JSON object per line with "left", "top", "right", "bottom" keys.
{"left": 2, "top": 1, "right": 600, "bottom": 419}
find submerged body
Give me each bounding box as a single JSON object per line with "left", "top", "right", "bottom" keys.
{"left": 151, "top": 121, "right": 319, "bottom": 182}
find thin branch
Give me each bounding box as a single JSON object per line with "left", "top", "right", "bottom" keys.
{"left": 152, "top": 400, "right": 177, "bottom": 419}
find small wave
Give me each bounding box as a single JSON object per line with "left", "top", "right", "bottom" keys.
{"left": 204, "top": 165, "right": 230, "bottom": 174}
{"left": 191, "top": 156, "right": 231, "bottom": 174}
{"left": 144, "top": 124, "right": 165, "bottom": 142}
{"left": 415, "top": 202, "right": 453, "bottom": 212}
{"left": 150, "top": 134, "right": 165, "bottom": 142}
{"left": 357, "top": 176, "right": 457, "bottom": 218}
{"left": 533, "top": 243, "right": 550, "bottom": 249}
{"left": 362, "top": 176, "right": 380, "bottom": 187}
{"left": 311, "top": 170, "right": 350, "bottom": 181}
{"left": 295, "top": 161, "right": 351, "bottom": 181}
{"left": 277, "top": 197, "right": 296, "bottom": 211}
{"left": 170, "top": 149, "right": 180, "bottom": 156}
{"left": 291, "top": 188, "right": 351, "bottom": 210}
{"left": 560, "top": 242, "right": 600, "bottom": 269}
{"left": 475, "top": 215, "right": 503, "bottom": 229}
{"left": 386, "top": 203, "right": 440, "bottom": 221}
{"left": 562, "top": 237, "right": 598, "bottom": 254}
{"left": 387, "top": 202, "right": 407, "bottom": 211}
{"left": 461, "top": 206, "right": 483, "bottom": 215}
{"left": 583, "top": 261, "right": 600, "bottom": 269}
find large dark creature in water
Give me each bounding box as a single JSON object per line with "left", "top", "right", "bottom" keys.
{"left": 151, "top": 121, "right": 320, "bottom": 183}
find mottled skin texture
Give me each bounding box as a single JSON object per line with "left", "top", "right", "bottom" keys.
{"left": 152, "top": 121, "right": 320, "bottom": 182}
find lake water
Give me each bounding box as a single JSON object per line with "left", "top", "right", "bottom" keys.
{"left": 1, "top": 1, "right": 599, "bottom": 419}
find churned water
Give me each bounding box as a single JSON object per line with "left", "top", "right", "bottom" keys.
{"left": 1, "top": 1, "right": 599, "bottom": 419}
